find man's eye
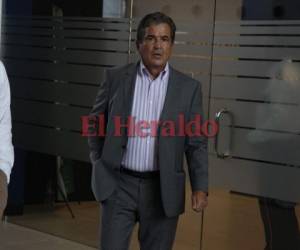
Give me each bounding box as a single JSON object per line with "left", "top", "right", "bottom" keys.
{"left": 145, "top": 36, "right": 154, "bottom": 41}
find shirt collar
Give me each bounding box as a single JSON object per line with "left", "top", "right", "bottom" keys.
{"left": 139, "top": 60, "right": 169, "bottom": 80}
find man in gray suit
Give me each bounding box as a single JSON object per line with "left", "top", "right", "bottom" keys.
{"left": 88, "top": 12, "right": 208, "bottom": 250}
{"left": 0, "top": 62, "right": 14, "bottom": 219}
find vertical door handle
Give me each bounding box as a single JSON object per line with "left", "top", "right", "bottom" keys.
{"left": 214, "top": 108, "right": 233, "bottom": 158}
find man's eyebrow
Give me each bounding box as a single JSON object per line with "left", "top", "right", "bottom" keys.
{"left": 145, "top": 35, "right": 170, "bottom": 38}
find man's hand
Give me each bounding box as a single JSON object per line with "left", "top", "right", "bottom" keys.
{"left": 191, "top": 191, "right": 208, "bottom": 212}
{"left": 0, "top": 170, "right": 8, "bottom": 219}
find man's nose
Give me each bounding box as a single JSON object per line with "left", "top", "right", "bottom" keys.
{"left": 154, "top": 39, "right": 162, "bottom": 48}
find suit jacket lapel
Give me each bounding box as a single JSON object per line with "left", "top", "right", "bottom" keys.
{"left": 159, "top": 66, "right": 181, "bottom": 123}
{"left": 123, "top": 63, "right": 138, "bottom": 119}
{"left": 156, "top": 66, "right": 181, "bottom": 168}
{"left": 121, "top": 63, "right": 138, "bottom": 144}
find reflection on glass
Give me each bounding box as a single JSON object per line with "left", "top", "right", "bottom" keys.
{"left": 242, "top": 0, "right": 300, "bottom": 20}
{"left": 248, "top": 59, "right": 300, "bottom": 143}
{"left": 132, "top": 0, "right": 214, "bottom": 22}
{"left": 103, "top": 0, "right": 130, "bottom": 18}
{"left": 248, "top": 58, "right": 300, "bottom": 250}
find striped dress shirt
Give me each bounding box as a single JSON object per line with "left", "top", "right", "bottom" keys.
{"left": 121, "top": 61, "right": 169, "bottom": 172}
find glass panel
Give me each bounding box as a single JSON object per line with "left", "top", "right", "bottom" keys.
{"left": 207, "top": 0, "right": 300, "bottom": 249}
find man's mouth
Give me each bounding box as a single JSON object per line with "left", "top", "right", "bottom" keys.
{"left": 153, "top": 53, "right": 162, "bottom": 58}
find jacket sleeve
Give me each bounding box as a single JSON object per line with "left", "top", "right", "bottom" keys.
{"left": 185, "top": 82, "right": 208, "bottom": 193}
{"left": 87, "top": 70, "right": 110, "bottom": 165}
{"left": 0, "top": 62, "right": 14, "bottom": 183}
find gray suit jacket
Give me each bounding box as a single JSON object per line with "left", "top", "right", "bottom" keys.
{"left": 88, "top": 62, "right": 208, "bottom": 217}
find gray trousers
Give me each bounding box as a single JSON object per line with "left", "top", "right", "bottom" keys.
{"left": 100, "top": 172, "right": 179, "bottom": 250}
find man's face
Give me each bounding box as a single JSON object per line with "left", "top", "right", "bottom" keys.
{"left": 137, "top": 23, "right": 173, "bottom": 74}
